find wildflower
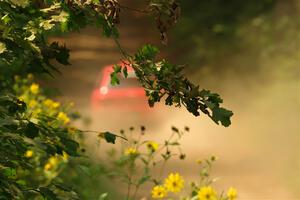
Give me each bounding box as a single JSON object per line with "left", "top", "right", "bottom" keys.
{"left": 184, "top": 126, "right": 190, "bottom": 132}
{"left": 124, "top": 147, "right": 138, "bottom": 156}
{"left": 196, "top": 159, "right": 202, "bottom": 164}
{"left": 197, "top": 186, "right": 217, "bottom": 200}
{"left": 49, "top": 156, "right": 58, "bottom": 166}
{"left": 35, "top": 108, "right": 41, "bottom": 114}
{"left": 25, "top": 150, "right": 33, "bottom": 158}
{"left": 44, "top": 156, "right": 58, "bottom": 171}
{"left": 147, "top": 141, "right": 159, "bottom": 152}
{"left": 30, "top": 83, "right": 39, "bottom": 94}
{"left": 43, "top": 99, "right": 53, "bottom": 107}
{"left": 151, "top": 185, "right": 167, "bottom": 199}
{"left": 44, "top": 163, "right": 52, "bottom": 171}
{"left": 164, "top": 173, "right": 184, "bottom": 193}
{"left": 227, "top": 187, "right": 237, "bottom": 200}
{"left": 57, "top": 112, "right": 70, "bottom": 124}
{"left": 179, "top": 154, "right": 186, "bottom": 160}
{"left": 62, "top": 151, "right": 69, "bottom": 162}
{"left": 210, "top": 155, "right": 218, "bottom": 161}
{"left": 43, "top": 99, "right": 60, "bottom": 109}
{"left": 28, "top": 100, "right": 37, "bottom": 108}
{"left": 52, "top": 102, "right": 60, "bottom": 108}
{"left": 18, "top": 96, "right": 25, "bottom": 102}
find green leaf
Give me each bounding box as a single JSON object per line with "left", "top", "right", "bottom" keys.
{"left": 1, "top": 14, "right": 11, "bottom": 24}
{"left": 62, "top": 138, "right": 79, "bottom": 155}
{"left": 10, "top": 0, "right": 30, "bottom": 8}
{"left": 39, "top": 187, "right": 58, "bottom": 200}
{"left": 3, "top": 168, "right": 16, "bottom": 178}
{"left": 0, "top": 42, "right": 6, "bottom": 54}
{"left": 122, "top": 66, "right": 128, "bottom": 78}
{"left": 98, "top": 193, "right": 108, "bottom": 200}
{"left": 113, "top": 65, "right": 122, "bottom": 73}
{"left": 136, "top": 45, "right": 159, "bottom": 61}
{"left": 49, "top": 42, "right": 70, "bottom": 65}
{"left": 16, "top": 180, "right": 26, "bottom": 186}
{"left": 110, "top": 72, "right": 120, "bottom": 85}
{"left": 211, "top": 107, "right": 233, "bottom": 127}
{"left": 79, "top": 165, "right": 91, "bottom": 176}
{"left": 24, "top": 122, "right": 39, "bottom": 139}
{"left": 103, "top": 132, "right": 116, "bottom": 144}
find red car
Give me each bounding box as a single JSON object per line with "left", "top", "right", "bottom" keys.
{"left": 91, "top": 64, "right": 150, "bottom": 111}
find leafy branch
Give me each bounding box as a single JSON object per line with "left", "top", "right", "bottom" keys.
{"left": 112, "top": 44, "right": 233, "bottom": 127}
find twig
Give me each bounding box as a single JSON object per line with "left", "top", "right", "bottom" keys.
{"left": 114, "top": 38, "right": 131, "bottom": 60}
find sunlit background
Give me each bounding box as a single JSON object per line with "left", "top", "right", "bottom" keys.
{"left": 46, "top": 0, "right": 299, "bottom": 199}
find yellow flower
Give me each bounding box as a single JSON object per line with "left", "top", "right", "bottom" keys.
{"left": 18, "top": 96, "right": 25, "bottom": 102}
{"left": 52, "top": 102, "right": 60, "bottom": 109}
{"left": 57, "top": 112, "right": 70, "bottom": 124}
{"left": 43, "top": 99, "right": 60, "bottom": 109}
{"left": 49, "top": 156, "right": 58, "bottom": 166}
{"left": 198, "top": 186, "right": 217, "bottom": 200}
{"left": 151, "top": 185, "right": 167, "bottom": 199}
{"left": 25, "top": 150, "right": 33, "bottom": 158}
{"left": 44, "top": 163, "right": 52, "bottom": 171}
{"left": 62, "top": 151, "right": 69, "bottom": 162}
{"left": 124, "top": 147, "right": 138, "bottom": 156}
{"left": 196, "top": 159, "right": 202, "bottom": 164}
{"left": 43, "top": 99, "right": 53, "bottom": 107}
{"left": 28, "top": 100, "right": 37, "bottom": 108}
{"left": 147, "top": 141, "right": 159, "bottom": 152}
{"left": 227, "top": 187, "right": 237, "bottom": 200}
{"left": 44, "top": 156, "right": 59, "bottom": 171}
{"left": 30, "top": 83, "right": 39, "bottom": 94}
{"left": 164, "top": 173, "right": 184, "bottom": 193}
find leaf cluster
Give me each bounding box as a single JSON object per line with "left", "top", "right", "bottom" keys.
{"left": 114, "top": 45, "right": 233, "bottom": 126}
{"left": 0, "top": 78, "right": 83, "bottom": 199}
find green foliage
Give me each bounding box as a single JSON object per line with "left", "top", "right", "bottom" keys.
{"left": 0, "top": 0, "right": 119, "bottom": 85}
{"left": 0, "top": 0, "right": 234, "bottom": 199}
{"left": 93, "top": 126, "right": 189, "bottom": 199}
{"left": 74, "top": 127, "right": 238, "bottom": 200}
{"left": 0, "top": 77, "right": 83, "bottom": 199}
{"left": 115, "top": 45, "right": 233, "bottom": 126}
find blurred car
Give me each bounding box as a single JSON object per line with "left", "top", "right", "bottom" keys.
{"left": 91, "top": 64, "right": 150, "bottom": 111}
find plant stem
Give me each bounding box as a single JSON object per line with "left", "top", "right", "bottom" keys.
{"left": 126, "top": 181, "right": 132, "bottom": 200}
{"left": 132, "top": 185, "right": 140, "bottom": 200}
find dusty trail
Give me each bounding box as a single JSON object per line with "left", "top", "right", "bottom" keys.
{"left": 46, "top": 4, "right": 300, "bottom": 200}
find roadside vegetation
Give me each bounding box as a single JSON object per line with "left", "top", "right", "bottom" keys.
{"left": 6, "top": 0, "right": 291, "bottom": 199}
